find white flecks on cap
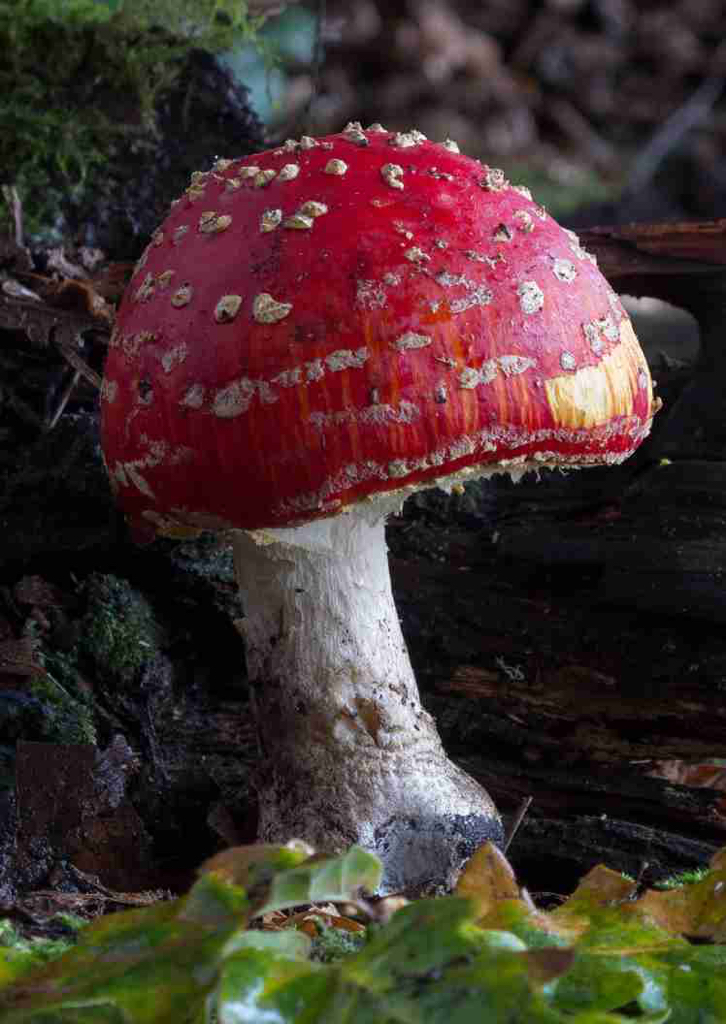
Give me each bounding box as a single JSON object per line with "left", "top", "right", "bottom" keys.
{"left": 436, "top": 271, "right": 471, "bottom": 288}
{"left": 156, "top": 270, "right": 175, "bottom": 289}
{"left": 393, "top": 331, "right": 431, "bottom": 351}
{"left": 214, "top": 294, "right": 243, "bottom": 323}
{"left": 458, "top": 354, "right": 535, "bottom": 389}
{"left": 308, "top": 399, "right": 420, "bottom": 431}
{"left": 238, "top": 166, "right": 261, "bottom": 180}
{"left": 356, "top": 280, "right": 387, "bottom": 309}
{"left": 583, "top": 315, "right": 619, "bottom": 355}
{"left": 254, "top": 169, "right": 277, "bottom": 188}
{"left": 198, "top": 212, "right": 232, "bottom": 234}
{"left": 213, "top": 378, "right": 277, "bottom": 419}
{"left": 277, "top": 163, "right": 300, "bottom": 182}
{"left": 342, "top": 123, "right": 368, "bottom": 146}
{"left": 299, "top": 135, "right": 319, "bottom": 149}
{"left": 260, "top": 208, "right": 283, "bottom": 232}
{"left": 180, "top": 384, "right": 206, "bottom": 409}
{"left": 480, "top": 167, "right": 508, "bottom": 191}
{"left": 390, "top": 130, "right": 425, "bottom": 148}
{"left": 134, "top": 273, "right": 155, "bottom": 302}
{"left": 449, "top": 285, "right": 493, "bottom": 314}
{"left": 225, "top": 178, "right": 242, "bottom": 191}
{"left": 498, "top": 355, "right": 537, "bottom": 376}
{"left": 512, "top": 184, "right": 533, "bottom": 200}
{"left": 298, "top": 200, "right": 329, "bottom": 218}
{"left": 271, "top": 367, "right": 303, "bottom": 388}
{"left": 325, "top": 347, "right": 368, "bottom": 371}
{"left": 565, "top": 229, "right": 597, "bottom": 263}
{"left": 607, "top": 290, "right": 624, "bottom": 319}
{"left": 560, "top": 351, "right": 577, "bottom": 371}
{"left": 171, "top": 283, "right": 193, "bottom": 308}
{"left": 513, "top": 210, "right": 534, "bottom": 233}
{"left": 122, "top": 331, "right": 152, "bottom": 359}
{"left": 435, "top": 383, "right": 448, "bottom": 403}
{"left": 597, "top": 316, "right": 619, "bottom": 341}
{"left": 427, "top": 167, "right": 454, "bottom": 181}
{"left": 383, "top": 272, "right": 401, "bottom": 286}
{"left": 305, "top": 359, "right": 324, "bottom": 382}
{"left": 151, "top": 229, "right": 164, "bottom": 247}
{"left": 324, "top": 158, "right": 348, "bottom": 175}
{"left": 442, "top": 139, "right": 460, "bottom": 152}
{"left": 493, "top": 223, "right": 513, "bottom": 242}
{"left": 173, "top": 225, "right": 189, "bottom": 245}
{"left": 252, "top": 293, "right": 293, "bottom": 323}
{"left": 161, "top": 343, "right": 188, "bottom": 374}
{"left": 583, "top": 321, "right": 603, "bottom": 355}
{"left": 387, "top": 459, "right": 410, "bottom": 478}
{"left": 552, "top": 258, "right": 577, "bottom": 283}
{"left": 283, "top": 212, "right": 315, "bottom": 230}
{"left": 125, "top": 464, "right": 155, "bottom": 500}
{"left": 381, "top": 163, "right": 405, "bottom": 189}
{"left": 213, "top": 158, "right": 233, "bottom": 173}
{"left": 459, "top": 367, "right": 480, "bottom": 389}
{"left": 404, "top": 246, "right": 430, "bottom": 263}
{"left": 517, "top": 280, "right": 544, "bottom": 314}
{"left": 366, "top": 122, "right": 387, "bottom": 132}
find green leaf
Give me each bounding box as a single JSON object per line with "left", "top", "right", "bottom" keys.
{"left": 256, "top": 846, "right": 382, "bottom": 916}
{"left": 0, "top": 874, "right": 249, "bottom": 1023}
{"left": 212, "top": 898, "right": 580, "bottom": 1023}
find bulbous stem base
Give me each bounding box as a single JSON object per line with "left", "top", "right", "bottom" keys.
{"left": 232, "top": 512, "right": 503, "bottom": 893}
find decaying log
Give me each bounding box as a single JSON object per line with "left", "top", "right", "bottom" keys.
{"left": 581, "top": 219, "right": 726, "bottom": 459}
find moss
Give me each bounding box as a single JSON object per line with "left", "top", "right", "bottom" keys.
{"left": 78, "top": 574, "right": 163, "bottom": 690}
{"left": 29, "top": 668, "right": 97, "bottom": 746}
{"left": 653, "top": 867, "right": 710, "bottom": 890}
{"left": 0, "top": 0, "right": 266, "bottom": 239}
{"left": 0, "top": 916, "right": 78, "bottom": 976}
{"left": 310, "top": 923, "right": 366, "bottom": 964}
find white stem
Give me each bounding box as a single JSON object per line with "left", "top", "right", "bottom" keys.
{"left": 232, "top": 510, "right": 502, "bottom": 893}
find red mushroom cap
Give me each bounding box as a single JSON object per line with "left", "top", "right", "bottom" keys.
{"left": 101, "top": 123, "right": 656, "bottom": 534}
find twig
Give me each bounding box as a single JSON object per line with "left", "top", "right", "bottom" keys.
{"left": 268, "top": 0, "right": 326, "bottom": 143}
{"left": 55, "top": 336, "right": 103, "bottom": 390}
{"left": 548, "top": 99, "right": 616, "bottom": 174}
{"left": 1, "top": 184, "right": 24, "bottom": 247}
{"left": 503, "top": 795, "right": 533, "bottom": 853}
{"left": 303, "top": 0, "right": 326, "bottom": 134}
{"left": 44, "top": 368, "right": 81, "bottom": 432}
{"left": 625, "top": 44, "right": 726, "bottom": 198}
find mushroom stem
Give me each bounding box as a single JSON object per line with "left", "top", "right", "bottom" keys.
{"left": 231, "top": 510, "right": 503, "bottom": 893}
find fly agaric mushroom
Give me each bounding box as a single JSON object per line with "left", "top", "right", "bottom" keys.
{"left": 101, "top": 123, "right": 657, "bottom": 893}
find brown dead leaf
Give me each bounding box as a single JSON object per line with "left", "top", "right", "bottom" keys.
{"left": 455, "top": 841, "right": 521, "bottom": 918}
{"left": 625, "top": 859, "right": 726, "bottom": 941}
{"left": 524, "top": 947, "right": 576, "bottom": 986}
{"left": 284, "top": 907, "right": 365, "bottom": 936}
{"left": 561, "top": 865, "right": 638, "bottom": 908}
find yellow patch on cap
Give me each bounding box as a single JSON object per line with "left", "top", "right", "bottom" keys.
{"left": 544, "top": 318, "right": 651, "bottom": 429}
